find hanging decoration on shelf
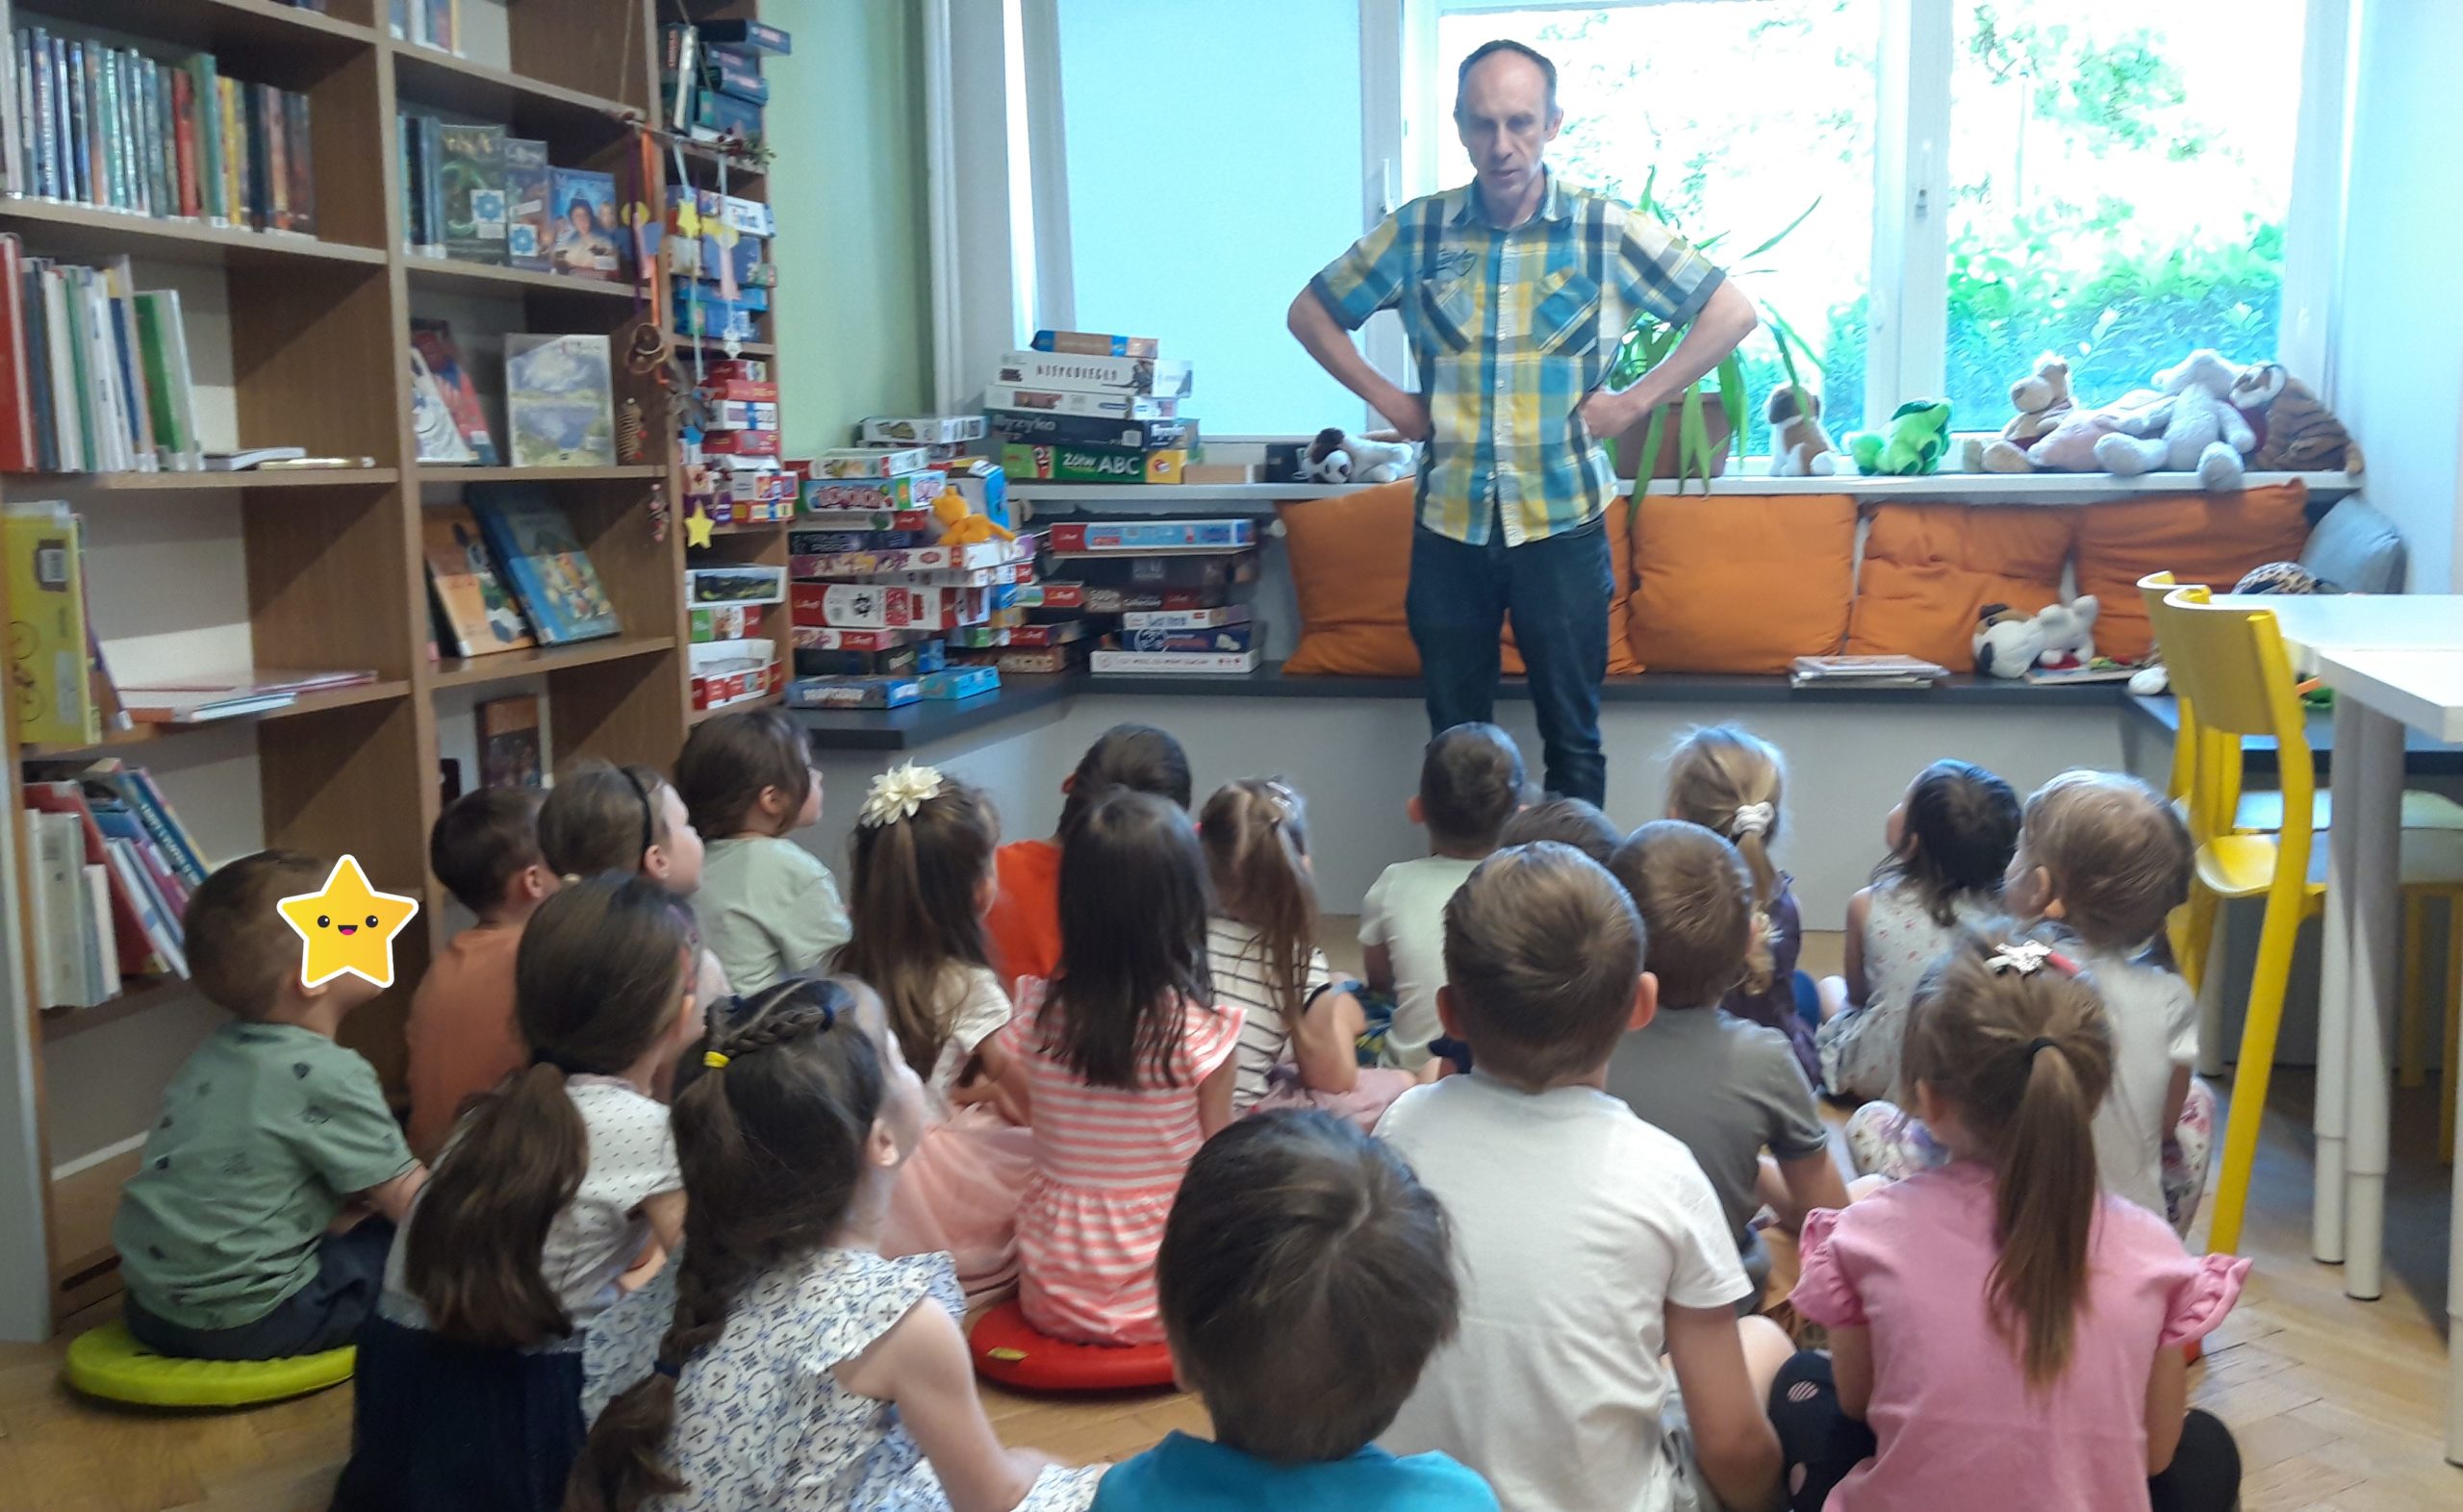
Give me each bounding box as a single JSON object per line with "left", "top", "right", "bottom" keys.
{"left": 618, "top": 397, "right": 648, "bottom": 465}
{"left": 684, "top": 496, "right": 715, "bottom": 549}
{"left": 647, "top": 480, "right": 671, "bottom": 546}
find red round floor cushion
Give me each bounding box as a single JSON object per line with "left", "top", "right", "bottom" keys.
{"left": 967, "top": 1299, "right": 1177, "bottom": 1392}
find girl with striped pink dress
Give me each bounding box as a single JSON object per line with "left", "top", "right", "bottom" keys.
{"left": 1000, "top": 787, "right": 1243, "bottom": 1347}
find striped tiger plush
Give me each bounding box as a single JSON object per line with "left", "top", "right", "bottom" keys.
{"left": 2229, "top": 362, "right": 2363, "bottom": 473}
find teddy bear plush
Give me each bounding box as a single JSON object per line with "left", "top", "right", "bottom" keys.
{"left": 1972, "top": 595, "right": 2099, "bottom": 679}
{"left": 1974, "top": 353, "right": 2075, "bottom": 473}
{"left": 1847, "top": 399, "right": 1953, "bottom": 476}
{"left": 2093, "top": 349, "right": 2255, "bottom": 491}
{"left": 2024, "top": 388, "right": 2161, "bottom": 471}
{"left": 932, "top": 491, "right": 1014, "bottom": 545}
{"left": 2228, "top": 362, "right": 2364, "bottom": 474}
{"left": 1765, "top": 385, "right": 1841, "bottom": 476}
{"left": 1300, "top": 427, "right": 1416, "bottom": 484}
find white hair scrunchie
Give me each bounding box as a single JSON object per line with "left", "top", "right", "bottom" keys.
{"left": 1730, "top": 801, "right": 1776, "bottom": 839}
{"left": 859, "top": 763, "right": 946, "bottom": 828}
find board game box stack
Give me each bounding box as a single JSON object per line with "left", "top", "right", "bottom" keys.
{"left": 945, "top": 517, "right": 1264, "bottom": 678}
{"left": 786, "top": 445, "right": 1027, "bottom": 710}
{"left": 986, "top": 331, "right": 1202, "bottom": 485}
{"left": 660, "top": 19, "right": 788, "bottom": 160}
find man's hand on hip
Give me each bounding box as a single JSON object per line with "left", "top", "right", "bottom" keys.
{"left": 1377, "top": 390, "right": 1434, "bottom": 442}
{"left": 1578, "top": 387, "right": 1644, "bottom": 442}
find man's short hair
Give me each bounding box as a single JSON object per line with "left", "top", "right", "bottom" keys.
{"left": 186, "top": 850, "right": 333, "bottom": 1020}
{"left": 1159, "top": 1110, "right": 1457, "bottom": 1464}
{"left": 1442, "top": 843, "right": 1643, "bottom": 1089}
{"left": 1456, "top": 38, "right": 1560, "bottom": 119}
{"left": 430, "top": 787, "right": 545, "bottom": 914}
{"left": 1610, "top": 821, "right": 1754, "bottom": 1009}
{"left": 1419, "top": 722, "right": 1526, "bottom": 852}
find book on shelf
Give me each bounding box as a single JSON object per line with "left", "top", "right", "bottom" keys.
{"left": 467, "top": 485, "right": 622, "bottom": 644}
{"left": 477, "top": 694, "right": 544, "bottom": 790}
{"left": 0, "top": 239, "right": 207, "bottom": 473}
{"left": 547, "top": 168, "right": 622, "bottom": 281}
{"left": 1033, "top": 330, "right": 1161, "bottom": 360}
{"left": 116, "top": 667, "right": 375, "bottom": 724}
{"left": 3, "top": 500, "right": 111, "bottom": 745}
{"left": 423, "top": 503, "right": 537, "bottom": 657}
{"left": 201, "top": 447, "right": 310, "bottom": 471}
{"left": 397, "top": 113, "right": 448, "bottom": 258}
{"left": 1788, "top": 654, "right": 1950, "bottom": 689}
{"left": 438, "top": 122, "right": 507, "bottom": 265}
{"left": 2024, "top": 662, "right": 2143, "bottom": 686}
{"left": 994, "top": 349, "right": 1193, "bottom": 398}
{"left": 502, "top": 138, "right": 551, "bottom": 272}
{"left": 408, "top": 341, "right": 474, "bottom": 464}
{"left": 24, "top": 758, "right": 212, "bottom": 892}
{"left": 6, "top": 27, "right": 312, "bottom": 237}
{"left": 505, "top": 334, "right": 615, "bottom": 467}
{"left": 24, "top": 778, "right": 176, "bottom": 981}
{"left": 409, "top": 320, "right": 497, "bottom": 466}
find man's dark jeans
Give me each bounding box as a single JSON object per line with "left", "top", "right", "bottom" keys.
{"left": 1405, "top": 511, "right": 1612, "bottom": 805}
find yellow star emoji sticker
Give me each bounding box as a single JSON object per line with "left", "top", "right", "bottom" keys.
{"left": 276, "top": 855, "right": 419, "bottom": 990}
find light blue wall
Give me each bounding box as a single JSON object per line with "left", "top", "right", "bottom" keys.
{"left": 1057, "top": 0, "right": 1366, "bottom": 434}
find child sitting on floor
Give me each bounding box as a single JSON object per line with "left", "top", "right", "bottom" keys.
{"left": 1093, "top": 1109, "right": 1497, "bottom": 1510}
{"left": 1199, "top": 779, "right": 1418, "bottom": 1128}
{"left": 1606, "top": 821, "right": 1848, "bottom": 1309}
{"left": 1004, "top": 788, "right": 1242, "bottom": 1347}
{"left": 1774, "top": 928, "right": 2247, "bottom": 1512}
{"left": 675, "top": 710, "right": 849, "bottom": 995}
{"left": 406, "top": 787, "right": 555, "bottom": 1159}
{"left": 984, "top": 722, "right": 1190, "bottom": 998}
{"left": 2004, "top": 771, "right": 2212, "bottom": 1232}
{"left": 1663, "top": 724, "right": 1817, "bottom": 1086}
{"left": 540, "top": 759, "right": 727, "bottom": 1015}
{"left": 1497, "top": 794, "right": 1621, "bottom": 866}
{"left": 1376, "top": 844, "right": 1789, "bottom": 1512}
{"left": 834, "top": 765, "right": 1036, "bottom": 1302}
{"left": 1361, "top": 722, "right": 1524, "bottom": 1070}
{"left": 570, "top": 978, "right": 1102, "bottom": 1512}
{"left": 1818, "top": 759, "right": 2020, "bottom": 1102}
{"left": 113, "top": 851, "right": 426, "bottom": 1361}
{"left": 337, "top": 876, "right": 699, "bottom": 1512}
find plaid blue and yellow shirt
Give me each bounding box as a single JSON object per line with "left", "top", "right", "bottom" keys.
{"left": 1310, "top": 172, "right": 1723, "bottom": 546}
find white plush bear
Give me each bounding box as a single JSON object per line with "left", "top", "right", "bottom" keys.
{"left": 1973, "top": 595, "right": 2099, "bottom": 679}
{"left": 1300, "top": 427, "right": 1417, "bottom": 484}
{"left": 2034, "top": 594, "right": 2099, "bottom": 671}
{"left": 2093, "top": 349, "right": 2255, "bottom": 492}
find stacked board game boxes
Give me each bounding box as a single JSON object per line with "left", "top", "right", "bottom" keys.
{"left": 661, "top": 186, "right": 775, "bottom": 348}
{"left": 659, "top": 19, "right": 789, "bottom": 157}
{"left": 787, "top": 446, "right": 1021, "bottom": 709}
{"left": 943, "top": 518, "right": 1264, "bottom": 677}
{"left": 985, "top": 330, "right": 1201, "bottom": 484}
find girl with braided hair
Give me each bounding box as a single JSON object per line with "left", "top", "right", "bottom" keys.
{"left": 569, "top": 977, "right": 1101, "bottom": 1512}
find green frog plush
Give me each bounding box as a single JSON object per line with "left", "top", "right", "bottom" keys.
{"left": 1847, "top": 399, "right": 1954, "bottom": 476}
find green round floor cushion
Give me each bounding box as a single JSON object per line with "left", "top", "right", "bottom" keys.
{"left": 63, "top": 1321, "right": 354, "bottom": 1407}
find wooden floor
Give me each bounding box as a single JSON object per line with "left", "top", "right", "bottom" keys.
{"left": 3, "top": 936, "right": 2455, "bottom": 1509}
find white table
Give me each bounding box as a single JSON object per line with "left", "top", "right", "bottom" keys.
{"left": 2210, "top": 594, "right": 2463, "bottom": 1463}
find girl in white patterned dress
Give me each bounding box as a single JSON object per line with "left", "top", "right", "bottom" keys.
{"left": 571, "top": 977, "right": 1101, "bottom": 1512}
{"left": 1816, "top": 759, "right": 2021, "bottom": 1102}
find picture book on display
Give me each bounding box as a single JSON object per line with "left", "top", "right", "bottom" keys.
{"left": 548, "top": 168, "right": 622, "bottom": 280}
{"left": 410, "top": 343, "right": 474, "bottom": 464}
{"left": 439, "top": 122, "right": 507, "bottom": 265}
{"left": 410, "top": 320, "right": 497, "bottom": 466}
{"left": 467, "top": 485, "right": 621, "bottom": 644}
{"left": 502, "top": 138, "right": 551, "bottom": 271}
{"left": 505, "top": 334, "right": 615, "bottom": 466}
{"left": 477, "top": 695, "right": 544, "bottom": 790}
{"left": 422, "top": 504, "right": 536, "bottom": 657}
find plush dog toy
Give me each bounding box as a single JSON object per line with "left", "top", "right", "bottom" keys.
{"left": 932, "top": 491, "right": 1014, "bottom": 546}
{"left": 1300, "top": 427, "right": 1416, "bottom": 484}
{"left": 2094, "top": 349, "right": 2255, "bottom": 491}
{"left": 1972, "top": 354, "right": 2075, "bottom": 473}
{"left": 1847, "top": 399, "right": 1953, "bottom": 476}
{"left": 1972, "top": 595, "right": 2099, "bottom": 679}
{"left": 2034, "top": 594, "right": 2099, "bottom": 671}
{"left": 2228, "top": 362, "right": 2363, "bottom": 474}
{"left": 1765, "top": 385, "right": 1840, "bottom": 476}
{"left": 2025, "top": 388, "right": 2161, "bottom": 471}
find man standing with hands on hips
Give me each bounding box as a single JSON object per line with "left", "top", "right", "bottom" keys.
{"left": 1289, "top": 39, "right": 1757, "bottom": 806}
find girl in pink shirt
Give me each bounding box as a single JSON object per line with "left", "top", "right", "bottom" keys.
{"left": 1777, "top": 926, "right": 2247, "bottom": 1512}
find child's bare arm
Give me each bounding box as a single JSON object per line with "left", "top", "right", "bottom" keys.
{"left": 1361, "top": 942, "right": 1396, "bottom": 995}
{"left": 1773, "top": 1150, "right": 1851, "bottom": 1232}
{"left": 360, "top": 1164, "right": 428, "bottom": 1224}
{"left": 1292, "top": 988, "right": 1364, "bottom": 1095}
{"left": 1196, "top": 1054, "right": 1237, "bottom": 1138}
{"left": 640, "top": 1188, "right": 687, "bottom": 1254}
{"left": 2144, "top": 1341, "right": 2189, "bottom": 1473}
{"left": 1841, "top": 888, "right": 1873, "bottom": 1007}
{"left": 1664, "top": 1301, "right": 1784, "bottom": 1512}
{"left": 1829, "top": 1324, "right": 1875, "bottom": 1420}
{"left": 837, "top": 1298, "right": 1054, "bottom": 1512}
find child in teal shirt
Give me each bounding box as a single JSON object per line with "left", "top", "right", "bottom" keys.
{"left": 1092, "top": 1110, "right": 1497, "bottom": 1512}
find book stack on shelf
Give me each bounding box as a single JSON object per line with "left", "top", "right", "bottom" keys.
{"left": 422, "top": 487, "right": 622, "bottom": 657}
{"left": 397, "top": 118, "right": 624, "bottom": 282}
{"left": 659, "top": 18, "right": 788, "bottom": 160}
{"left": 1028, "top": 520, "right": 1263, "bottom": 676}
{"left": 987, "top": 330, "right": 1200, "bottom": 484}
{"left": 784, "top": 447, "right": 1029, "bottom": 709}
{"left": 6, "top": 23, "right": 317, "bottom": 240}
{"left": 20, "top": 761, "right": 206, "bottom": 1011}
{"left": 0, "top": 236, "right": 207, "bottom": 474}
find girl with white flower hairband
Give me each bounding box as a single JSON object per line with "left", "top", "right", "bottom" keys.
{"left": 1664, "top": 725, "right": 1820, "bottom": 1084}
{"left": 832, "top": 764, "right": 1037, "bottom": 1304}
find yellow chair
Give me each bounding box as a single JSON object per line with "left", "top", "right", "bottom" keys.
{"left": 2155, "top": 588, "right": 2463, "bottom": 1253}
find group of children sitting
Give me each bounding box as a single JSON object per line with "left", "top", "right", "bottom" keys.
{"left": 105, "top": 710, "right": 2252, "bottom": 1512}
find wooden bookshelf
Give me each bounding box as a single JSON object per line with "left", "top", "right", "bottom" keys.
{"left": 2, "top": 0, "right": 705, "bottom": 1329}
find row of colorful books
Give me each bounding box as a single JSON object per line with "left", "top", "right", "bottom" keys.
{"left": 398, "top": 118, "right": 624, "bottom": 279}
{"left": 986, "top": 330, "right": 1201, "bottom": 484}
{"left": 422, "top": 487, "right": 622, "bottom": 654}
{"left": 5, "top": 27, "right": 316, "bottom": 239}
{"left": 20, "top": 764, "right": 205, "bottom": 1008}
{"left": 659, "top": 20, "right": 791, "bottom": 153}
{"left": 0, "top": 237, "right": 203, "bottom": 473}
{"left": 410, "top": 320, "right": 617, "bottom": 469}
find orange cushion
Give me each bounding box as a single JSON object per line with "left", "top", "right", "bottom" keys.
{"left": 968, "top": 1298, "right": 1178, "bottom": 1393}
{"left": 1628, "top": 494, "right": 1857, "bottom": 673}
{"left": 1846, "top": 505, "right": 2082, "bottom": 671}
{"left": 2073, "top": 480, "right": 2312, "bottom": 662}
{"left": 1280, "top": 485, "right": 1638, "bottom": 676}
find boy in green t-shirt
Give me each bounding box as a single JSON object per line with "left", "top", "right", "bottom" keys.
{"left": 113, "top": 851, "right": 427, "bottom": 1360}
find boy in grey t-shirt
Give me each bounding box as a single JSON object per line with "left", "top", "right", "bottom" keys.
{"left": 1605, "top": 822, "right": 1845, "bottom": 1303}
